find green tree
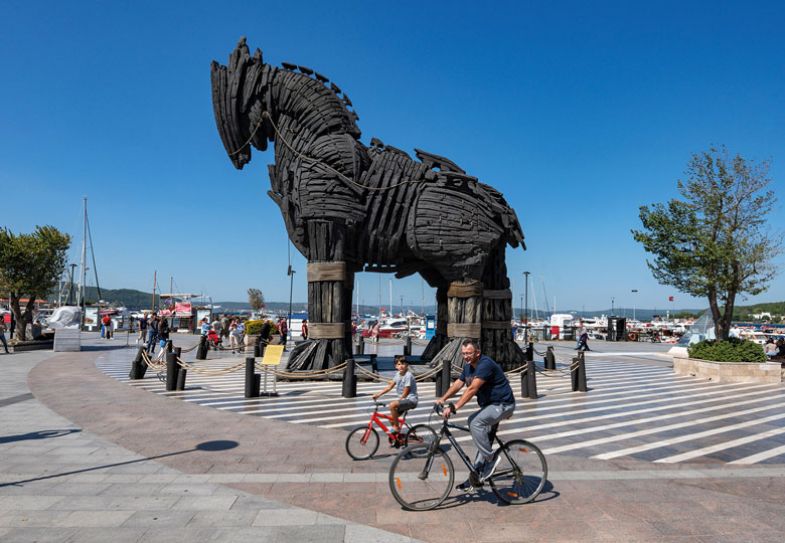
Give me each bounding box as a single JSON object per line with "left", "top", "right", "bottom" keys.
{"left": 0, "top": 226, "right": 71, "bottom": 340}
{"left": 632, "top": 147, "right": 781, "bottom": 340}
{"left": 247, "top": 288, "right": 265, "bottom": 311}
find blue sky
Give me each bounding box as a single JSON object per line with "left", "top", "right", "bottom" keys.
{"left": 2, "top": 1, "right": 784, "bottom": 313}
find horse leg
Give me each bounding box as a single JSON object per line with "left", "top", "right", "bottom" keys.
{"left": 481, "top": 245, "right": 525, "bottom": 370}
{"left": 286, "top": 220, "right": 353, "bottom": 372}
{"left": 427, "top": 278, "right": 484, "bottom": 371}
{"left": 420, "top": 284, "right": 449, "bottom": 362}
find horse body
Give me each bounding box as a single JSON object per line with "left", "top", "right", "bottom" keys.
{"left": 212, "top": 38, "right": 526, "bottom": 369}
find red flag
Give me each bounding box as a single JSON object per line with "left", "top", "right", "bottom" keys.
{"left": 668, "top": 296, "right": 674, "bottom": 302}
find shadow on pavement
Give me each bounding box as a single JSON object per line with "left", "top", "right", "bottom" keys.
{"left": 0, "top": 439, "right": 239, "bottom": 487}
{"left": 0, "top": 428, "right": 81, "bottom": 445}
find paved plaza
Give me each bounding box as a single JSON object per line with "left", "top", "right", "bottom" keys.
{"left": 2, "top": 334, "right": 785, "bottom": 542}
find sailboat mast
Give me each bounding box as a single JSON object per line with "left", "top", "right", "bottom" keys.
{"left": 79, "top": 197, "right": 88, "bottom": 311}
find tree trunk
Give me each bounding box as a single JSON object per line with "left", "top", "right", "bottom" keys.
{"left": 10, "top": 294, "right": 34, "bottom": 341}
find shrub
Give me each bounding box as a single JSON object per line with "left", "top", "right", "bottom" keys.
{"left": 245, "top": 319, "right": 280, "bottom": 336}
{"left": 244, "top": 320, "right": 264, "bottom": 335}
{"left": 688, "top": 338, "right": 766, "bottom": 362}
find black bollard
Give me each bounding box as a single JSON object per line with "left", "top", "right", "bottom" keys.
{"left": 196, "top": 335, "right": 207, "bottom": 360}
{"left": 526, "top": 356, "right": 538, "bottom": 399}
{"left": 526, "top": 342, "right": 534, "bottom": 362}
{"left": 356, "top": 334, "right": 365, "bottom": 355}
{"left": 253, "top": 373, "right": 261, "bottom": 397}
{"left": 176, "top": 368, "right": 187, "bottom": 391}
{"left": 342, "top": 359, "right": 357, "bottom": 398}
{"left": 520, "top": 365, "right": 530, "bottom": 397}
{"left": 545, "top": 346, "right": 556, "bottom": 370}
{"left": 404, "top": 336, "right": 412, "bottom": 356}
{"left": 577, "top": 351, "right": 588, "bottom": 392}
{"left": 165, "top": 352, "right": 178, "bottom": 392}
{"left": 370, "top": 354, "right": 378, "bottom": 373}
{"left": 245, "top": 357, "right": 257, "bottom": 398}
{"left": 254, "top": 343, "right": 261, "bottom": 358}
{"left": 129, "top": 346, "right": 147, "bottom": 379}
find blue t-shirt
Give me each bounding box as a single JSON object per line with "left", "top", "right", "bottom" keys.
{"left": 460, "top": 355, "right": 515, "bottom": 407}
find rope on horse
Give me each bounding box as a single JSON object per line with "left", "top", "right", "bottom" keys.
{"left": 264, "top": 112, "right": 422, "bottom": 192}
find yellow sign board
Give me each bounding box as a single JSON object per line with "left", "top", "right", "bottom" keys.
{"left": 262, "top": 345, "right": 285, "bottom": 366}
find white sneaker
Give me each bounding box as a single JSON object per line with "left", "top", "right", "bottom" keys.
{"left": 478, "top": 455, "right": 502, "bottom": 482}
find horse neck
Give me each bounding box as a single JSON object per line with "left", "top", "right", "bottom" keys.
{"left": 266, "top": 69, "right": 359, "bottom": 156}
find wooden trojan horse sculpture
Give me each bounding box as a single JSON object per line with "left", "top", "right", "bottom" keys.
{"left": 211, "top": 38, "right": 526, "bottom": 371}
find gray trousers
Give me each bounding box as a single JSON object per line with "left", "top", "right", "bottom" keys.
{"left": 468, "top": 402, "right": 515, "bottom": 464}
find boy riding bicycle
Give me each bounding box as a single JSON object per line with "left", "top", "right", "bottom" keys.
{"left": 372, "top": 355, "right": 418, "bottom": 441}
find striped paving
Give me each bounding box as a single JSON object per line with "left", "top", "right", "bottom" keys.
{"left": 97, "top": 349, "right": 785, "bottom": 465}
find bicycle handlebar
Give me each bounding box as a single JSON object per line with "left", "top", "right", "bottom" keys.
{"left": 433, "top": 402, "right": 456, "bottom": 415}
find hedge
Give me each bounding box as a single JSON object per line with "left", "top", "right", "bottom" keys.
{"left": 688, "top": 338, "right": 766, "bottom": 362}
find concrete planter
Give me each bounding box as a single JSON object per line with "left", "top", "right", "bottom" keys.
{"left": 244, "top": 334, "right": 260, "bottom": 353}
{"left": 12, "top": 340, "right": 54, "bottom": 352}
{"left": 673, "top": 356, "right": 783, "bottom": 384}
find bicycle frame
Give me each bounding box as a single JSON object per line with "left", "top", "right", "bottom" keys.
{"left": 362, "top": 405, "right": 409, "bottom": 441}
{"left": 427, "top": 410, "right": 510, "bottom": 477}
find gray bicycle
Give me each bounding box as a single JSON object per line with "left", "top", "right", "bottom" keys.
{"left": 388, "top": 403, "right": 547, "bottom": 511}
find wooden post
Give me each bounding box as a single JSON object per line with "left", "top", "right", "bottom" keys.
{"left": 196, "top": 335, "right": 207, "bottom": 360}
{"left": 342, "top": 359, "right": 356, "bottom": 398}
{"left": 129, "top": 346, "right": 146, "bottom": 380}
{"left": 176, "top": 368, "right": 187, "bottom": 391}
{"left": 526, "top": 356, "right": 537, "bottom": 399}
{"left": 165, "top": 352, "right": 178, "bottom": 392}
{"left": 245, "top": 357, "right": 257, "bottom": 398}
{"left": 571, "top": 352, "right": 588, "bottom": 392}
{"left": 545, "top": 346, "right": 556, "bottom": 370}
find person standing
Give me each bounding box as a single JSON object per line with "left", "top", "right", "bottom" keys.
{"left": 146, "top": 315, "right": 159, "bottom": 354}
{"left": 101, "top": 314, "right": 112, "bottom": 340}
{"left": 138, "top": 315, "right": 148, "bottom": 344}
{"left": 229, "top": 322, "right": 242, "bottom": 354}
{"left": 0, "top": 321, "right": 10, "bottom": 354}
{"left": 158, "top": 316, "right": 170, "bottom": 350}
{"left": 301, "top": 319, "right": 309, "bottom": 340}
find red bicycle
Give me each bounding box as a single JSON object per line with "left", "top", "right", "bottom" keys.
{"left": 345, "top": 402, "right": 437, "bottom": 460}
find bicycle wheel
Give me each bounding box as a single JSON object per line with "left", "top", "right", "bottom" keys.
{"left": 488, "top": 439, "right": 547, "bottom": 505}
{"left": 404, "top": 424, "right": 438, "bottom": 456}
{"left": 389, "top": 445, "right": 455, "bottom": 511}
{"left": 345, "top": 426, "right": 380, "bottom": 460}
{"left": 389, "top": 444, "right": 454, "bottom": 511}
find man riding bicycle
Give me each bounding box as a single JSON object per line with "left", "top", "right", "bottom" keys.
{"left": 436, "top": 339, "right": 515, "bottom": 489}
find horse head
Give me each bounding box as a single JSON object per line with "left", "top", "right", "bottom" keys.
{"left": 211, "top": 37, "right": 272, "bottom": 170}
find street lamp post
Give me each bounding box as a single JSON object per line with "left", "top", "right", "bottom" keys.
{"left": 287, "top": 265, "right": 295, "bottom": 342}
{"left": 631, "top": 289, "right": 638, "bottom": 321}
{"left": 523, "top": 271, "right": 530, "bottom": 344}
{"left": 611, "top": 297, "right": 615, "bottom": 316}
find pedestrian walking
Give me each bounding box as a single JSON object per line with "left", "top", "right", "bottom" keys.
{"left": 0, "top": 321, "right": 10, "bottom": 354}
{"left": 577, "top": 330, "right": 591, "bottom": 351}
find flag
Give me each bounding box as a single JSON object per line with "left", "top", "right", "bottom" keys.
{"left": 668, "top": 296, "right": 674, "bottom": 302}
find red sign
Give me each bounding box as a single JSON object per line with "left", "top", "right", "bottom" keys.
{"left": 668, "top": 296, "right": 674, "bottom": 302}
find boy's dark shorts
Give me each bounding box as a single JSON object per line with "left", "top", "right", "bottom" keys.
{"left": 397, "top": 398, "right": 418, "bottom": 413}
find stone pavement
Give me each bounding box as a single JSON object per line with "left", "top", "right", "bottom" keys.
{"left": 0, "top": 342, "right": 418, "bottom": 542}
{"left": 5, "top": 336, "right": 785, "bottom": 542}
